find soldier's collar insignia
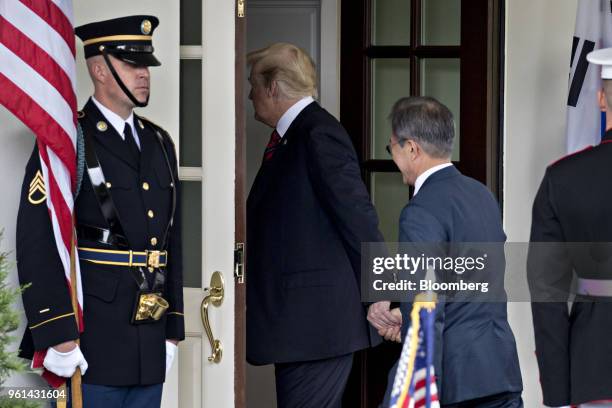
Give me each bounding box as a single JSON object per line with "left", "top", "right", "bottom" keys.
{"left": 97, "top": 121, "right": 108, "bottom": 131}
{"left": 28, "top": 170, "right": 46, "bottom": 205}
{"left": 77, "top": 110, "right": 85, "bottom": 119}
{"left": 138, "top": 119, "right": 145, "bottom": 129}
{"left": 141, "top": 19, "right": 152, "bottom": 35}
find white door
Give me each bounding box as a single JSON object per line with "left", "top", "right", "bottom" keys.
{"left": 72, "top": 1, "right": 238, "bottom": 407}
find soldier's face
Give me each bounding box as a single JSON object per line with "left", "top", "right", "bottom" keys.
{"left": 109, "top": 56, "right": 150, "bottom": 106}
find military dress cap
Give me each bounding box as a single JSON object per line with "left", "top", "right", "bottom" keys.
{"left": 587, "top": 48, "right": 612, "bottom": 79}
{"left": 75, "top": 15, "right": 161, "bottom": 66}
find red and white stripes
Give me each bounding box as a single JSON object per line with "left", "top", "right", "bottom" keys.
{"left": 0, "top": 0, "right": 83, "bottom": 336}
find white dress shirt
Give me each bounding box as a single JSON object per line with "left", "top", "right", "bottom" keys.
{"left": 92, "top": 96, "right": 141, "bottom": 149}
{"left": 275, "top": 96, "right": 315, "bottom": 137}
{"left": 413, "top": 162, "right": 454, "bottom": 196}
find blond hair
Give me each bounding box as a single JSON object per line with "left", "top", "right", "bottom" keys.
{"left": 247, "top": 42, "right": 318, "bottom": 99}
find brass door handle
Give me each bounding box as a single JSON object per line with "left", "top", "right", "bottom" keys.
{"left": 200, "top": 271, "right": 224, "bottom": 363}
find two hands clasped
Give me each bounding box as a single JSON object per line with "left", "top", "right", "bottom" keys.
{"left": 43, "top": 339, "right": 179, "bottom": 378}
{"left": 367, "top": 301, "right": 403, "bottom": 343}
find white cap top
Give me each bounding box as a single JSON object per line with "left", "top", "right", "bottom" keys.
{"left": 587, "top": 48, "right": 612, "bottom": 79}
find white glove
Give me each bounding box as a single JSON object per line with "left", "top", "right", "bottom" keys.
{"left": 165, "top": 341, "right": 177, "bottom": 376}
{"left": 43, "top": 345, "right": 88, "bottom": 378}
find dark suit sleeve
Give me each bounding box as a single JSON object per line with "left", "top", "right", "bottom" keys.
{"left": 17, "top": 146, "right": 79, "bottom": 352}
{"left": 397, "top": 204, "right": 447, "bottom": 387}
{"left": 162, "top": 137, "right": 185, "bottom": 341}
{"left": 398, "top": 204, "right": 446, "bottom": 242}
{"left": 528, "top": 168, "right": 572, "bottom": 406}
{"left": 398, "top": 204, "right": 446, "bottom": 335}
{"left": 305, "top": 126, "right": 384, "bottom": 282}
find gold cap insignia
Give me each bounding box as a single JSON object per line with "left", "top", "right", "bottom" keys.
{"left": 97, "top": 121, "right": 108, "bottom": 131}
{"left": 141, "top": 19, "right": 152, "bottom": 35}
{"left": 28, "top": 170, "right": 47, "bottom": 205}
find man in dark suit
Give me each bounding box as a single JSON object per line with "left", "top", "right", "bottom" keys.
{"left": 17, "top": 16, "right": 183, "bottom": 407}
{"left": 528, "top": 48, "right": 612, "bottom": 408}
{"left": 378, "top": 96, "right": 523, "bottom": 407}
{"left": 246, "top": 42, "right": 386, "bottom": 407}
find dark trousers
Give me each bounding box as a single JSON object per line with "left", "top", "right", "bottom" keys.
{"left": 275, "top": 353, "right": 354, "bottom": 408}
{"left": 51, "top": 383, "right": 163, "bottom": 408}
{"left": 442, "top": 391, "right": 523, "bottom": 408}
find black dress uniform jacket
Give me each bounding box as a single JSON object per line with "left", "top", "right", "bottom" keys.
{"left": 17, "top": 99, "right": 184, "bottom": 386}
{"left": 529, "top": 130, "right": 612, "bottom": 406}
{"left": 246, "top": 101, "right": 383, "bottom": 365}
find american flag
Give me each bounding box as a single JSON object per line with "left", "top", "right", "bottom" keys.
{"left": 0, "top": 0, "right": 83, "bottom": 387}
{"left": 389, "top": 300, "right": 439, "bottom": 408}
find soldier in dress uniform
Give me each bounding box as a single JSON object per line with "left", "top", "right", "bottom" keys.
{"left": 16, "top": 15, "right": 184, "bottom": 408}
{"left": 528, "top": 48, "right": 612, "bottom": 408}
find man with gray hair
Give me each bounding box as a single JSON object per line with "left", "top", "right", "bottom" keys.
{"left": 375, "top": 96, "right": 523, "bottom": 407}
{"left": 246, "top": 42, "right": 385, "bottom": 407}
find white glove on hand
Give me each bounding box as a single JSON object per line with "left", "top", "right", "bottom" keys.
{"left": 43, "top": 345, "right": 88, "bottom": 378}
{"left": 165, "top": 341, "right": 177, "bottom": 376}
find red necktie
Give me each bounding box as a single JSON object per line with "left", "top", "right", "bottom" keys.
{"left": 263, "top": 129, "right": 281, "bottom": 161}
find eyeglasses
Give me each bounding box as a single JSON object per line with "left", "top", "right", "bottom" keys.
{"left": 386, "top": 140, "right": 401, "bottom": 156}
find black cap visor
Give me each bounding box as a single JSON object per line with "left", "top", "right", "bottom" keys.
{"left": 114, "top": 52, "right": 161, "bottom": 67}
{"left": 105, "top": 45, "right": 161, "bottom": 67}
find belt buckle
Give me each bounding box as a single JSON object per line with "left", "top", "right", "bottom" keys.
{"left": 146, "top": 250, "right": 161, "bottom": 268}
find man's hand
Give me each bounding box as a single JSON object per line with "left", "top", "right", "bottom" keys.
{"left": 165, "top": 340, "right": 178, "bottom": 376}
{"left": 368, "top": 301, "right": 402, "bottom": 332}
{"left": 378, "top": 308, "right": 402, "bottom": 342}
{"left": 43, "top": 342, "right": 88, "bottom": 378}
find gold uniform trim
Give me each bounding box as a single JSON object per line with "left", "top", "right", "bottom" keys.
{"left": 168, "top": 312, "right": 184, "bottom": 316}
{"left": 29, "top": 312, "right": 75, "bottom": 330}
{"left": 78, "top": 247, "right": 167, "bottom": 268}
{"left": 83, "top": 35, "right": 152, "bottom": 46}
{"left": 28, "top": 170, "right": 47, "bottom": 205}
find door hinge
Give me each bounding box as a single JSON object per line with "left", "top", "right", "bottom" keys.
{"left": 234, "top": 243, "right": 245, "bottom": 283}
{"left": 237, "top": 0, "right": 245, "bottom": 18}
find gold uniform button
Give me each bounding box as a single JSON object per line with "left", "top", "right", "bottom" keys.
{"left": 150, "top": 237, "right": 158, "bottom": 246}
{"left": 147, "top": 210, "right": 154, "bottom": 218}
{"left": 148, "top": 267, "right": 155, "bottom": 273}
{"left": 142, "top": 182, "right": 150, "bottom": 191}
{"left": 96, "top": 121, "right": 108, "bottom": 131}
{"left": 105, "top": 182, "right": 112, "bottom": 188}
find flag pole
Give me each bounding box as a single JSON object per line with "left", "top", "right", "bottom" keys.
{"left": 69, "top": 230, "right": 83, "bottom": 408}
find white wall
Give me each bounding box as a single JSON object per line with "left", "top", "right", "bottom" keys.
{"left": 504, "top": 0, "right": 577, "bottom": 405}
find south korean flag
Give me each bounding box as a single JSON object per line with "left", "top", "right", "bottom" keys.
{"left": 566, "top": 0, "right": 612, "bottom": 153}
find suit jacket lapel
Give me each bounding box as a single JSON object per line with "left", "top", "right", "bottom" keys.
{"left": 248, "top": 102, "right": 320, "bottom": 210}
{"left": 83, "top": 99, "right": 139, "bottom": 171}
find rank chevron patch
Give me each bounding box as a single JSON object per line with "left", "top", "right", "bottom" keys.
{"left": 28, "top": 170, "right": 47, "bottom": 205}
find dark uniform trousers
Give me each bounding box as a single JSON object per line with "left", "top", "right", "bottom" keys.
{"left": 17, "top": 98, "right": 185, "bottom": 394}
